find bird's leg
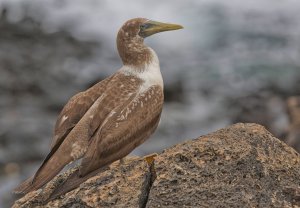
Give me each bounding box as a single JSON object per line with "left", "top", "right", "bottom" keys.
{"left": 119, "top": 158, "right": 125, "bottom": 166}
{"left": 119, "top": 158, "right": 127, "bottom": 182}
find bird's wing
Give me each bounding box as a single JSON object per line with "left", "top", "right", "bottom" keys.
{"left": 13, "top": 73, "right": 144, "bottom": 194}
{"left": 79, "top": 85, "right": 164, "bottom": 176}
{"left": 51, "top": 75, "right": 113, "bottom": 149}
{"left": 46, "top": 85, "right": 163, "bottom": 199}
{"left": 13, "top": 75, "right": 113, "bottom": 194}
{"left": 35, "top": 75, "right": 114, "bottom": 176}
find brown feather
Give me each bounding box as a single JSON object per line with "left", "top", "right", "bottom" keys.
{"left": 47, "top": 165, "right": 109, "bottom": 202}
{"left": 117, "top": 18, "right": 153, "bottom": 68}
{"left": 46, "top": 86, "right": 163, "bottom": 199}
{"left": 13, "top": 75, "right": 113, "bottom": 194}
{"left": 51, "top": 75, "right": 114, "bottom": 148}
{"left": 13, "top": 72, "right": 144, "bottom": 194}
{"left": 80, "top": 85, "right": 163, "bottom": 176}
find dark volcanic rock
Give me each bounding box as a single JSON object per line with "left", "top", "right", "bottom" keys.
{"left": 13, "top": 124, "right": 300, "bottom": 207}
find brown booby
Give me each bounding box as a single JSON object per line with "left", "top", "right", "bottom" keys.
{"left": 14, "top": 18, "right": 183, "bottom": 197}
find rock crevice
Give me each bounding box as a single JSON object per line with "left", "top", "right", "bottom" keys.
{"left": 139, "top": 161, "right": 156, "bottom": 208}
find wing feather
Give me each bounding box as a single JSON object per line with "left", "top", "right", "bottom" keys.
{"left": 13, "top": 76, "right": 113, "bottom": 194}
{"left": 79, "top": 85, "right": 164, "bottom": 176}
{"left": 51, "top": 75, "right": 113, "bottom": 148}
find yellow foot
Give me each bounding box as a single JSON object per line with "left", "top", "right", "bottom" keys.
{"left": 143, "top": 153, "right": 158, "bottom": 166}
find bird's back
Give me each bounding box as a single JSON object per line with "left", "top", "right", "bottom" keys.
{"left": 14, "top": 69, "right": 163, "bottom": 195}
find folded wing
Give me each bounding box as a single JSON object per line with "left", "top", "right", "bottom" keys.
{"left": 13, "top": 76, "right": 113, "bottom": 194}
{"left": 80, "top": 85, "right": 164, "bottom": 176}
{"left": 47, "top": 85, "right": 163, "bottom": 199}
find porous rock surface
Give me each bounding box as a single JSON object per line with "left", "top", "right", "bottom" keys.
{"left": 13, "top": 123, "right": 300, "bottom": 207}
{"left": 13, "top": 156, "right": 151, "bottom": 208}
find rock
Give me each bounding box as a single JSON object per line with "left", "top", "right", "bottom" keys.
{"left": 12, "top": 156, "right": 152, "bottom": 208}
{"left": 147, "top": 123, "right": 300, "bottom": 207}
{"left": 13, "top": 123, "right": 300, "bottom": 207}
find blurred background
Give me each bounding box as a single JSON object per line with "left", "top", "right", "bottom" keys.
{"left": 1, "top": 0, "right": 300, "bottom": 207}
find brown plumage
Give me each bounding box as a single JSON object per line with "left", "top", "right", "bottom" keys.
{"left": 14, "top": 18, "right": 183, "bottom": 197}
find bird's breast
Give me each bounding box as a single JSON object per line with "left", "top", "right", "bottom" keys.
{"left": 120, "top": 49, "right": 163, "bottom": 94}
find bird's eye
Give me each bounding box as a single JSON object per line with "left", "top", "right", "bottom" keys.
{"left": 140, "top": 24, "right": 147, "bottom": 30}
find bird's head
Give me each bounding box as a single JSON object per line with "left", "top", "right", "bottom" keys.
{"left": 119, "top": 18, "right": 183, "bottom": 40}
{"left": 117, "top": 18, "right": 183, "bottom": 67}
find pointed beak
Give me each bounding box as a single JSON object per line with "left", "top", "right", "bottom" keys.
{"left": 139, "top": 20, "right": 183, "bottom": 38}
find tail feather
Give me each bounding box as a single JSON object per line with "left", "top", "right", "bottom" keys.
{"left": 13, "top": 176, "right": 34, "bottom": 194}
{"left": 47, "top": 165, "right": 109, "bottom": 201}
{"left": 13, "top": 152, "right": 73, "bottom": 195}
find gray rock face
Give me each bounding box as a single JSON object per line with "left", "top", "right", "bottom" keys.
{"left": 13, "top": 123, "right": 300, "bottom": 208}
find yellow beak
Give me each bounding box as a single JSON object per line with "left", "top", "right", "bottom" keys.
{"left": 139, "top": 20, "right": 183, "bottom": 38}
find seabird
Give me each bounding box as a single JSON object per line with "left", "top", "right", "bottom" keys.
{"left": 14, "top": 18, "right": 183, "bottom": 196}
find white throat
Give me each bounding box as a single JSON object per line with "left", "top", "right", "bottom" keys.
{"left": 120, "top": 47, "right": 163, "bottom": 92}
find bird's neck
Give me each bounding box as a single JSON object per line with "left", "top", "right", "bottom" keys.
{"left": 117, "top": 35, "right": 153, "bottom": 70}
{"left": 119, "top": 47, "right": 163, "bottom": 90}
